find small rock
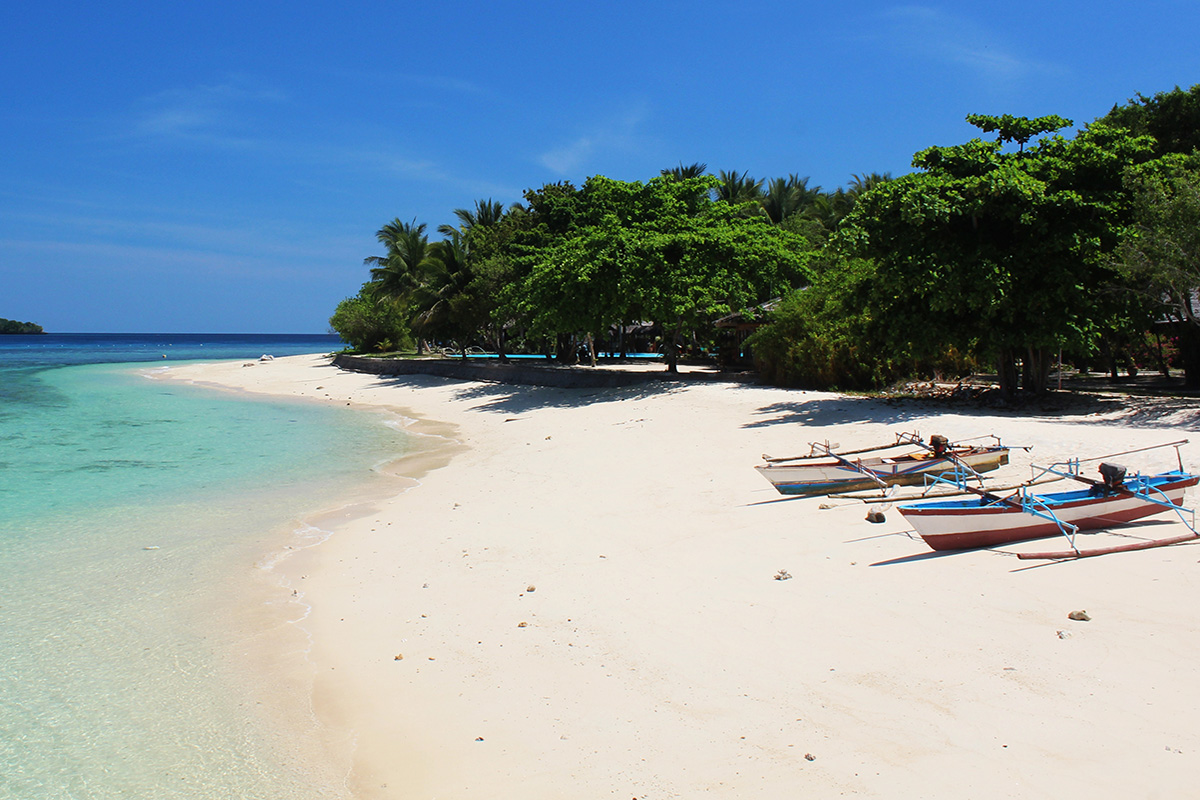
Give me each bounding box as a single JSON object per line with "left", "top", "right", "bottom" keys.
{"left": 526, "top": 585, "right": 536, "bottom": 592}
{"left": 1068, "top": 610, "right": 1091, "bottom": 621}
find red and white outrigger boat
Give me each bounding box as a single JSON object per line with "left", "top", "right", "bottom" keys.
{"left": 898, "top": 440, "right": 1198, "bottom": 559}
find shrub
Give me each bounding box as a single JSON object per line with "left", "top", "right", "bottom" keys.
{"left": 329, "top": 294, "right": 413, "bottom": 353}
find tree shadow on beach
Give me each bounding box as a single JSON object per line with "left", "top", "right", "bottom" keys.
{"left": 1063, "top": 395, "right": 1200, "bottom": 430}
{"left": 745, "top": 391, "right": 1200, "bottom": 431}
{"left": 744, "top": 396, "right": 921, "bottom": 429}
{"left": 374, "top": 374, "right": 686, "bottom": 414}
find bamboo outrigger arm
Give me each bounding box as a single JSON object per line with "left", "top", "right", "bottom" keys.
{"left": 1014, "top": 443, "right": 1198, "bottom": 559}
{"left": 761, "top": 432, "right": 924, "bottom": 464}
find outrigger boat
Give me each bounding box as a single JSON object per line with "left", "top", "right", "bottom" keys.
{"left": 898, "top": 440, "right": 1199, "bottom": 559}
{"left": 756, "top": 432, "right": 1010, "bottom": 496}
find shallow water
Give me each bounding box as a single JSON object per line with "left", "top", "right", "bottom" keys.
{"left": 0, "top": 336, "right": 408, "bottom": 799}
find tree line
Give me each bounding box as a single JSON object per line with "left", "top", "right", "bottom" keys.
{"left": 331, "top": 84, "right": 1200, "bottom": 394}
{"left": 0, "top": 318, "right": 44, "bottom": 334}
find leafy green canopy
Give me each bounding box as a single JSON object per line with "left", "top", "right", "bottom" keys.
{"left": 840, "top": 114, "right": 1155, "bottom": 393}
{"left": 1109, "top": 154, "right": 1200, "bottom": 385}
{"left": 328, "top": 293, "right": 412, "bottom": 353}
{"left": 1101, "top": 84, "right": 1200, "bottom": 158}
{"left": 505, "top": 175, "right": 814, "bottom": 370}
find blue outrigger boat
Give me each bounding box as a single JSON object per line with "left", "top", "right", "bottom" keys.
{"left": 898, "top": 440, "right": 1198, "bottom": 559}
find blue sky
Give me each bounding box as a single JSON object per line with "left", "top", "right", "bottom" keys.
{"left": 1, "top": 1, "right": 1197, "bottom": 333}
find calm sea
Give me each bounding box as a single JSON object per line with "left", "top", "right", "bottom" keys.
{"left": 0, "top": 334, "right": 409, "bottom": 799}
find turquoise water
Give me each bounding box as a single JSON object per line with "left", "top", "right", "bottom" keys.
{"left": 0, "top": 336, "right": 408, "bottom": 799}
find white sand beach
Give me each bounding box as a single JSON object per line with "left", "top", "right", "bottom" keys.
{"left": 163, "top": 354, "right": 1200, "bottom": 799}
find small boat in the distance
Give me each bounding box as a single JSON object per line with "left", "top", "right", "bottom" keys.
{"left": 756, "top": 432, "right": 1010, "bottom": 496}
{"left": 898, "top": 440, "right": 1198, "bottom": 559}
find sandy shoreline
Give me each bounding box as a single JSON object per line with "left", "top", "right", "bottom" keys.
{"left": 164, "top": 354, "right": 1200, "bottom": 799}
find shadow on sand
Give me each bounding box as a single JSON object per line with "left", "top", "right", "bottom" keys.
{"left": 744, "top": 391, "right": 1200, "bottom": 430}
{"left": 369, "top": 370, "right": 1200, "bottom": 428}
{"left": 374, "top": 373, "right": 687, "bottom": 414}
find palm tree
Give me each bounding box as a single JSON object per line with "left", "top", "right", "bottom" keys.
{"left": 759, "top": 175, "right": 822, "bottom": 224}
{"left": 364, "top": 218, "right": 434, "bottom": 352}
{"left": 714, "top": 170, "right": 764, "bottom": 206}
{"left": 365, "top": 219, "right": 432, "bottom": 301}
{"left": 661, "top": 162, "right": 709, "bottom": 180}
{"left": 438, "top": 198, "right": 506, "bottom": 238}
{"left": 847, "top": 172, "right": 892, "bottom": 200}
{"left": 411, "top": 231, "right": 476, "bottom": 355}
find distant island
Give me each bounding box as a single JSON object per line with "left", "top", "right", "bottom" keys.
{"left": 0, "top": 318, "right": 45, "bottom": 334}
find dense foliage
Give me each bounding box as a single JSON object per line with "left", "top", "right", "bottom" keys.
{"left": 334, "top": 83, "right": 1200, "bottom": 392}
{"left": 334, "top": 174, "right": 820, "bottom": 370}
{"left": 328, "top": 293, "right": 412, "bottom": 353}
{"left": 0, "top": 318, "right": 44, "bottom": 334}
{"left": 840, "top": 115, "right": 1154, "bottom": 395}
{"left": 1109, "top": 154, "right": 1200, "bottom": 385}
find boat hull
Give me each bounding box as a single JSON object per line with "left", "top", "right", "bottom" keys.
{"left": 900, "top": 473, "right": 1198, "bottom": 551}
{"left": 756, "top": 447, "right": 1008, "bottom": 496}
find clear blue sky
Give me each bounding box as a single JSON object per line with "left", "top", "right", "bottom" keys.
{"left": 2, "top": 1, "right": 1196, "bottom": 333}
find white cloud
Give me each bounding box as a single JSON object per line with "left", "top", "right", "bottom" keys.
{"left": 129, "top": 78, "right": 287, "bottom": 144}
{"left": 539, "top": 136, "right": 597, "bottom": 176}
{"left": 537, "top": 102, "right": 652, "bottom": 177}
{"left": 880, "top": 6, "right": 1057, "bottom": 85}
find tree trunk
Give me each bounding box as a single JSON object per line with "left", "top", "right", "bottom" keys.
{"left": 1021, "top": 346, "right": 1053, "bottom": 395}
{"left": 1179, "top": 325, "right": 1200, "bottom": 388}
{"left": 664, "top": 322, "right": 681, "bottom": 373}
{"left": 1152, "top": 331, "right": 1168, "bottom": 378}
{"left": 996, "top": 348, "right": 1019, "bottom": 397}
{"left": 555, "top": 333, "right": 576, "bottom": 364}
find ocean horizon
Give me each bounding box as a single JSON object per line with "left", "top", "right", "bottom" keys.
{"left": 0, "top": 334, "right": 409, "bottom": 799}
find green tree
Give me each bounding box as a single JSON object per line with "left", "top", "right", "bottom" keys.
{"left": 438, "top": 198, "right": 506, "bottom": 238}
{"left": 842, "top": 114, "right": 1154, "bottom": 395}
{"left": 365, "top": 219, "right": 432, "bottom": 305}
{"left": 0, "top": 318, "right": 44, "bottom": 334}
{"left": 1101, "top": 84, "right": 1200, "bottom": 158}
{"left": 746, "top": 258, "right": 897, "bottom": 389}
{"left": 511, "top": 175, "right": 814, "bottom": 372}
{"left": 713, "top": 170, "right": 763, "bottom": 207}
{"left": 661, "top": 162, "right": 709, "bottom": 180}
{"left": 1110, "top": 155, "right": 1200, "bottom": 385}
{"left": 759, "top": 175, "right": 821, "bottom": 224}
{"left": 328, "top": 293, "right": 412, "bottom": 353}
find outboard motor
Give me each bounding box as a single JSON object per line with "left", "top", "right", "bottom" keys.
{"left": 930, "top": 434, "right": 950, "bottom": 457}
{"left": 1098, "top": 462, "right": 1127, "bottom": 490}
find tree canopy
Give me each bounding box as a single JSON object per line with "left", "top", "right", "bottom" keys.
{"left": 333, "top": 83, "right": 1200, "bottom": 393}
{"left": 840, "top": 114, "right": 1154, "bottom": 394}
{"left": 0, "top": 318, "right": 44, "bottom": 334}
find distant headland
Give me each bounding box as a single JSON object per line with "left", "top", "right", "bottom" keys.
{"left": 0, "top": 318, "right": 45, "bottom": 334}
